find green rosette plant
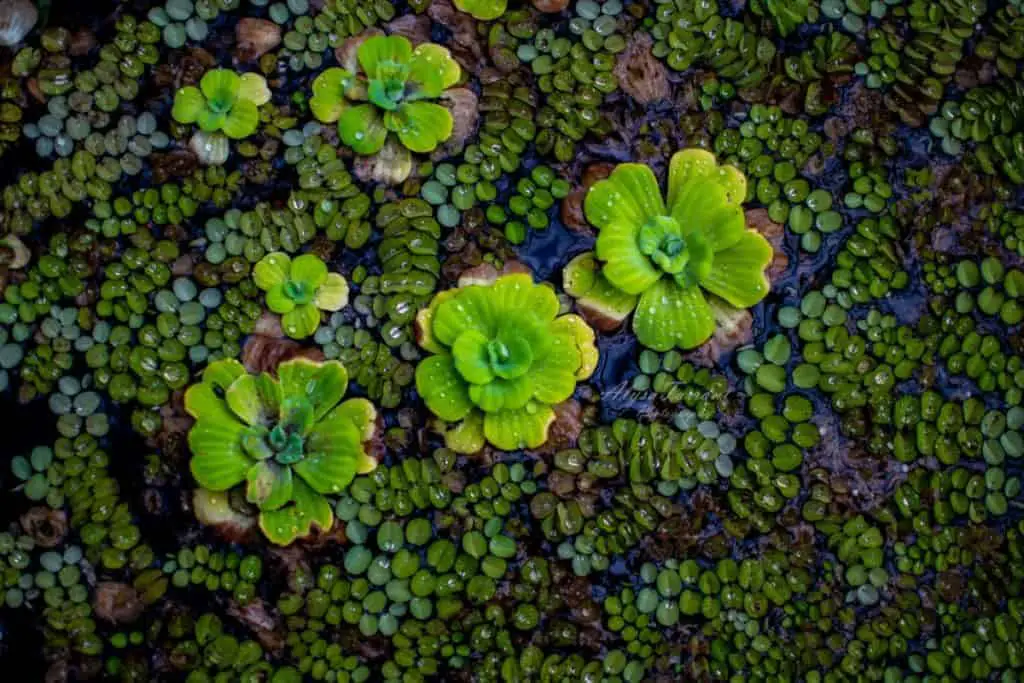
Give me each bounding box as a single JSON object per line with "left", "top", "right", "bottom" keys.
{"left": 309, "top": 33, "right": 462, "bottom": 182}
{"left": 253, "top": 252, "right": 349, "bottom": 340}
{"left": 454, "top": 0, "right": 507, "bottom": 20}
{"left": 172, "top": 69, "right": 271, "bottom": 139}
{"left": 186, "top": 357, "right": 377, "bottom": 545}
{"left": 415, "top": 270, "right": 598, "bottom": 453}
{"left": 564, "top": 149, "right": 774, "bottom": 351}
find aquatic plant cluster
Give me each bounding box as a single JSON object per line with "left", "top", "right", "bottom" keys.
{"left": 0, "top": 0, "right": 1023, "bottom": 680}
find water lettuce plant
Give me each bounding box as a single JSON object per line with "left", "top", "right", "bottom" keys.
{"left": 310, "top": 34, "right": 461, "bottom": 181}
{"left": 453, "top": 0, "right": 507, "bottom": 20}
{"left": 564, "top": 149, "right": 773, "bottom": 351}
{"left": 171, "top": 69, "right": 271, "bottom": 139}
{"left": 415, "top": 271, "right": 598, "bottom": 452}
{"left": 186, "top": 358, "right": 377, "bottom": 545}
{"left": 253, "top": 252, "right": 349, "bottom": 340}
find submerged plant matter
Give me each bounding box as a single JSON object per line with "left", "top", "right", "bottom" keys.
{"left": 186, "top": 357, "right": 376, "bottom": 544}
{"left": 1, "top": 0, "right": 1024, "bottom": 680}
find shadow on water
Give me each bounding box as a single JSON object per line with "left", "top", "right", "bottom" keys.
{"left": 0, "top": 395, "right": 52, "bottom": 678}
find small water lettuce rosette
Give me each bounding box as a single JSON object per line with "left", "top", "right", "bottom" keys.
{"left": 172, "top": 69, "right": 271, "bottom": 139}
{"left": 186, "top": 358, "right": 377, "bottom": 545}
{"left": 310, "top": 32, "right": 463, "bottom": 183}
{"left": 415, "top": 268, "right": 598, "bottom": 453}
{"left": 564, "top": 149, "right": 773, "bottom": 351}
{"left": 253, "top": 252, "right": 349, "bottom": 340}
{"left": 454, "top": 0, "right": 507, "bottom": 20}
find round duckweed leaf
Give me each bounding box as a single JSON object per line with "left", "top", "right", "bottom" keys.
{"left": 377, "top": 521, "right": 404, "bottom": 553}
{"left": 427, "top": 539, "right": 457, "bottom": 571}
{"left": 481, "top": 555, "right": 507, "bottom": 578}
{"left": 345, "top": 546, "right": 373, "bottom": 574}
{"left": 405, "top": 518, "right": 432, "bottom": 546}
{"left": 10, "top": 456, "right": 31, "bottom": 480}
{"left": 462, "top": 530, "right": 487, "bottom": 559}
{"left": 30, "top": 446, "right": 53, "bottom": 471}
{"left": 489, "top": 535, "right": 516, "bottom": 559}
{"left": 25, "top": 474, "right": 49, "bottom": 501}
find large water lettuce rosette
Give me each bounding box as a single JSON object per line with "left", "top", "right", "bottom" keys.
{"left": 415, "top": 270, "right": 598, "bottom": 453}
{"left": 186, "top": 357, "right": 377, "bottom": 545}
{"left": 565, "top": 149, "right": 774, "bottom": 351}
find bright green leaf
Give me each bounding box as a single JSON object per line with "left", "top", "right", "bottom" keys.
{"left": 197, "top": 108, "right": 227, "bottom": 133}
{"left": 483, "top": 403, "right": 555, "bottom": 451}
{"left": 226, "top": 374, "right": 271, "bottom": 426}
{"left": 200, "top": 69, "right": 241, "bottom": 109}
{"left": 220, "top": 98, "right": 259, "bottom": 139}
{"left": 246, "top": 461, "right": 293, "bottom": 511}
{"left": 408, "top": 43, "right": 461, "bottom": 96}
{"left": 595, "top": 220, "right": 661, "bottom": 295}
{"left": 357, "top": 35, "right": 413, "bottom": 81}
{"left": 698, "top": 231, "right": 773, "bottom": 308}
{"left": 452, "top": 329, "right": 496, "bottom": 385}
{"left": 293, "top": 445, "right": 359, "bottom": 496}
{"left": 189, "top": 419, "right": 252, "bottom": 490}
{"left": 468, "top": 374, "right": 532, "bottom": 413}
{"left": 394, "top": 101, "right": 453, "bottom": 153}
{"left": 669, "top": 177, "right": 745, "bottom": 251}
{"left": 453, "top": 0, "right": 507, "bottom": 21}
{"left": 290, "top": 253, "right": 329, "bottom": 288}
{"left": 254, "top": 252, "right": 291, "bottom": 290}
{"left": 444, "top": 411, "right": 485, "bottom": 454}
{"left": 633, "top": 278, "right": 715, "bottom": 351}
{"left": 416, "top": 355, "right": 474, "bottom": 422}
{"left": 310, "top": 68, "right": 353, "bottom": 123}
{"left": 172, "top": 86, "right": 206, "bottom": 124}
{"left": 314, "top": 273, "right": 349, "bottom": 311}
{"left": 339, "top": 104, "right": 388, "bottom": 155}
{"left": 584, "top": 163, "right": 666, "bottom": 231}
{"left": 266, "top": 284, "right": 296, "bottom": 314}
{"left": 282, "top": 303, "right": 320, "bottom": 339}
{"left": 431, "top": 286, "right": 496, "bottom": 346}
{"left": 238, "top": 72, "right": 271, "bottom": 106}
{"left": 259, "top": 477, "right": 334, "bottom": 546}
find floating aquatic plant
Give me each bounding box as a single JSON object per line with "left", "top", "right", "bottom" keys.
{"left": 565, "top": 149, "right": 773, "bottom": 351}
{"left": 415, "top": 271, "right": 597, "bottom": 452}
{"left": 453, "top": 0, "right": 507, "bottom": 20}
{"left": 253, "top": 252, "right": 349, "bottom": 339}
{"left": 309, "top": 34, "right": 461, "bottom": 182}
{"left": 172, "top": 69, "right": 271, "bottom": 139}
{"left": 186, "top": 357, "right": 377, "bottom": 545}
